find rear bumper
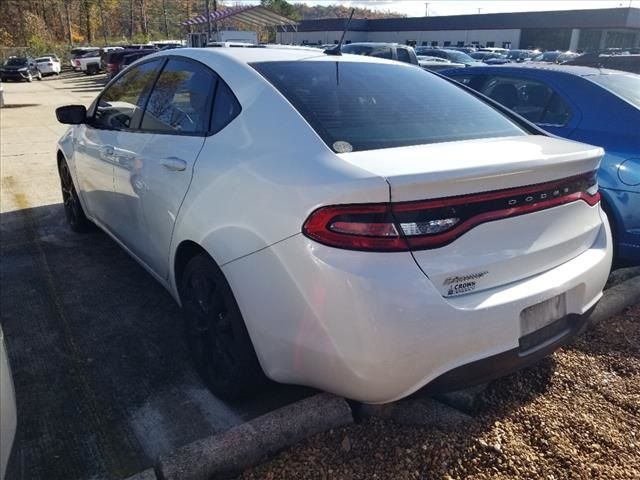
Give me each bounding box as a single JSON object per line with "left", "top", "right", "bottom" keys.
{"left": 426, "top": 307, "right": 592, "bottom": 392}
{"left": 223, "top": 209, "right": 612, "bottom": 404}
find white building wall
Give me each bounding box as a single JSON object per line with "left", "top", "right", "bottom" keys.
{"left": 367, "top": 29, "right": 521, "bottom": 47}
{"left": 276, "top": 30, "right": 367, "bottom": 45}
{"left": 278, "top": 28, "right": 522, "bottom": 48}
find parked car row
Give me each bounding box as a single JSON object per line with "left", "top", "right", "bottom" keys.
{"left": 55, "top": 46, "right": 614, "bottom": 404}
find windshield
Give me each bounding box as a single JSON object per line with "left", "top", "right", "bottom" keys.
{"left": 533, "top": 52, "right": 560, "bottom": 62}
{"left": 589, "top": 73, "right": 640, "bottom": 109}
{"left": 341, "top": 45, "right": 392, "bottom": 60}
{"left": 252, "top": 61, "right": 525, "bottom": 152}
{"left": 5, "top": 58, "right": 27, "bottom": 66}
{"left": 446, "top": 51, "right": 475, "bottom": 63}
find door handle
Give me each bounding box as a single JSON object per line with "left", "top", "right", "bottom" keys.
{"left": 160, "top": 157, "right": 187, "bottom": 172}
{"left": 100, "top": 145, "right": 115, "bottom": 158}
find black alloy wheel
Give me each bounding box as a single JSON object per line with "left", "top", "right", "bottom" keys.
{"left": 58, "top": 159, "right": 89, "bottom": 232}
{"left": 180, "top": 254, "right": 267, "bottom": 400}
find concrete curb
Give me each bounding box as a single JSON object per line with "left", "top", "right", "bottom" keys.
{"left": 156, "top": 393, "right": 353, "bottom": 480}
{"left": 123, "top": 468, "right": 157, "bottom": 480}
{"left": 590, "top": 273, "right": 640, "bottom": 326}
{"left": 360, "top": 395, "right": 472, "bottom": 429}
{"left": 605, "top": 266, "right": 640, "bottom": 290}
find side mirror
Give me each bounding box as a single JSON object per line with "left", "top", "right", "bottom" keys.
{"left": 56, "top": 105, "right": 86, "bottom": 125}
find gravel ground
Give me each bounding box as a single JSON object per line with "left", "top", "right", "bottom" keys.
{"left": 240, "top": 303, "right": 640, "bottom": 480}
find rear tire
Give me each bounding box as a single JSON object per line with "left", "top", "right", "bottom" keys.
{"left": 58, "top": 159, "right": 90, "bottom": 233}
{"left": 180, "top": 254, "right": 267, "bottom": 400}
{"left": 36, "top": 71, "right": 42, "bottom": 81}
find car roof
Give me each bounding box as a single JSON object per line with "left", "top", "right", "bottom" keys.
{"left": 449, "top": 63, "right": 625, "bottom": 77}
{"left": 166, "top": 46, "right": 406, "bottom": 66}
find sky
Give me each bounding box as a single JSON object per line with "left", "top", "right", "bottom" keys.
{"left": 232, "top": 0, "right": 636, "bottom": 17}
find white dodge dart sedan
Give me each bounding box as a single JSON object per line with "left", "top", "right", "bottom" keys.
{"left": 55, "top": 47, "right": 612, "bottom": 403}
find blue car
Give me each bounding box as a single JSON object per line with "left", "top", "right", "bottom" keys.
{"left": 443, "top": 64, "right": 640, "bottom": 265}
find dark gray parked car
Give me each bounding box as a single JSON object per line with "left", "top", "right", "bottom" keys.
{"left": 0, "top": 57, "right": 42, "bottom": 82}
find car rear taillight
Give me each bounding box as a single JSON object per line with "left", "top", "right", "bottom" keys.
{"left": 107, "top": 63, "right": 117, "bottom": 71}
{"left": 302, "top": 171, "right": 600, "bottom": 252}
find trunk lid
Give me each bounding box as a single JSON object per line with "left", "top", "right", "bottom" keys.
{"left": 339, "top": 135, "right": 604, "bottom": 297}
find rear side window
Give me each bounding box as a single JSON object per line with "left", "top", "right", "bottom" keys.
{"left": 588, "top": 73, "right": 640, "bottom": 108}
{"left": 480, "top": 76, "right": 572, "bottom": 126}
{"left": 211, "top": 81, "right": 241, "bottom": 134}
{"left": 141, "top": 58, "right": 216, "bottom": 134}
{"left": 252, "top": 61, "right": 525, "bottom": 152}
{"left": 397, "top": 48, "right": 411, "bottom": 63}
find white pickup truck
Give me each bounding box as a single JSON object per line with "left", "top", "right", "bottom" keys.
{"left": 73, "top": 47, "right": 123, "bottom": 75}
{"left": 73, "top": 49, "right": 102, "bottom": 75}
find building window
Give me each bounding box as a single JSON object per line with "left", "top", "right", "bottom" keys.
{"left": 444, "top": 41, "right": 451, "bottom": 47}
{"left": 457, "top": 41, "right": 464, "bottom": 47}
{"left": 406, "top": 40, "right": 417, "bottom": 46}
{"left": 502, "top": 41, "right": 512, "bottom": 49}
{"left": 486, "top": 41, "right": 495, "bottom": 48}
{"left": 431, "top": 41, "right": 438, "bottom": 47}
{"left": 471, "top": 41, "right": 479, "bottom": 46}
{"left": 520, "top": 28, "right": 572, "bottom": 51}
{"left": 422, "top": 41, "right": 429, "bottom": 46}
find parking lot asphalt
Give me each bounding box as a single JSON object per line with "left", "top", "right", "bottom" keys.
{"left": 0, "top": 72, "right": 312, "bottom": 480}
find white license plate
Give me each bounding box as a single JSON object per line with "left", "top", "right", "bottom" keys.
{"left": 520, "top": 294, "right": 567, "bottom": 336}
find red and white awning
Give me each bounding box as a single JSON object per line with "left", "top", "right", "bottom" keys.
{"left": 182, "top": 5, "right": 298, "bottom": 28}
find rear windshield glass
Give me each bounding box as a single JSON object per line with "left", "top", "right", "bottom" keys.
{"left": 252, "top": 61, "right": 525, "bottom": 152}
{"left": 589, "top": 73, "right": 640, "bottom": 109}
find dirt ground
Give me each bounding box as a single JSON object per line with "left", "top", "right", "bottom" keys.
{"left": 241, "top": 303, "right": 640, "bottom": 480}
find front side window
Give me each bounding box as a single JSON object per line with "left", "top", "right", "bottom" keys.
{"left": 93, "top": 59, "right": 162, "bottom": 130}
{"left": 480, "top": 75, "right": 572, "bottom": 126}
{"left": 252, "top": 61, "right": 526, "bottom": 153}
{"left": 141, "top": 58, "right": 216, "bottom": 134}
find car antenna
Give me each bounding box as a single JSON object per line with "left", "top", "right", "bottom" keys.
{"left": 324, "top": 9, "right": 355, "bottom": 56}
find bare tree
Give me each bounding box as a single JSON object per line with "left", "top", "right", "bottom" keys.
{"left": 83, "top": 0, "right": 92, "bottom": 43}
{"left": 161, "top": 0, "right": 169, "bottom": 38}
{"left": 140, "top": 0, "right": 148, "bottom": 36}
{"left": 64, "top": 0, "right": 73, "bottom": 46}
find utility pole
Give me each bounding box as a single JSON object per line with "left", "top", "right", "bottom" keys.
{"left": 213, "top": 0, "right": 218, "bottom": 39}
{"left": 64, "top": 0, "right": 73, "bottom": 47}
{"left": 478, "top": 8, "right": 482, "bottom": 14}
{"left": 424, "top": 2, "right": 429, "bottom": 17}
{"left": 205, "top": 0, "right": 212, "bottom": 43}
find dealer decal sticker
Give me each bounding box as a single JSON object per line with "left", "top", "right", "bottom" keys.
{"left": 443, "top": 271, "right": 489, "bottom": 297}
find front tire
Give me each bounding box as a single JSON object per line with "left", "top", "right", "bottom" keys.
{"left": 26, "top": 73, "right": 33, "bottom": 82}
{"left": 58, "top": 159, "right": 89, "bottom": 233}
{"left": 180, "top": 254, "right": 267, "bottom": 400}
{"left": 36, "top": 71, "right": 42, "bottom": 81}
